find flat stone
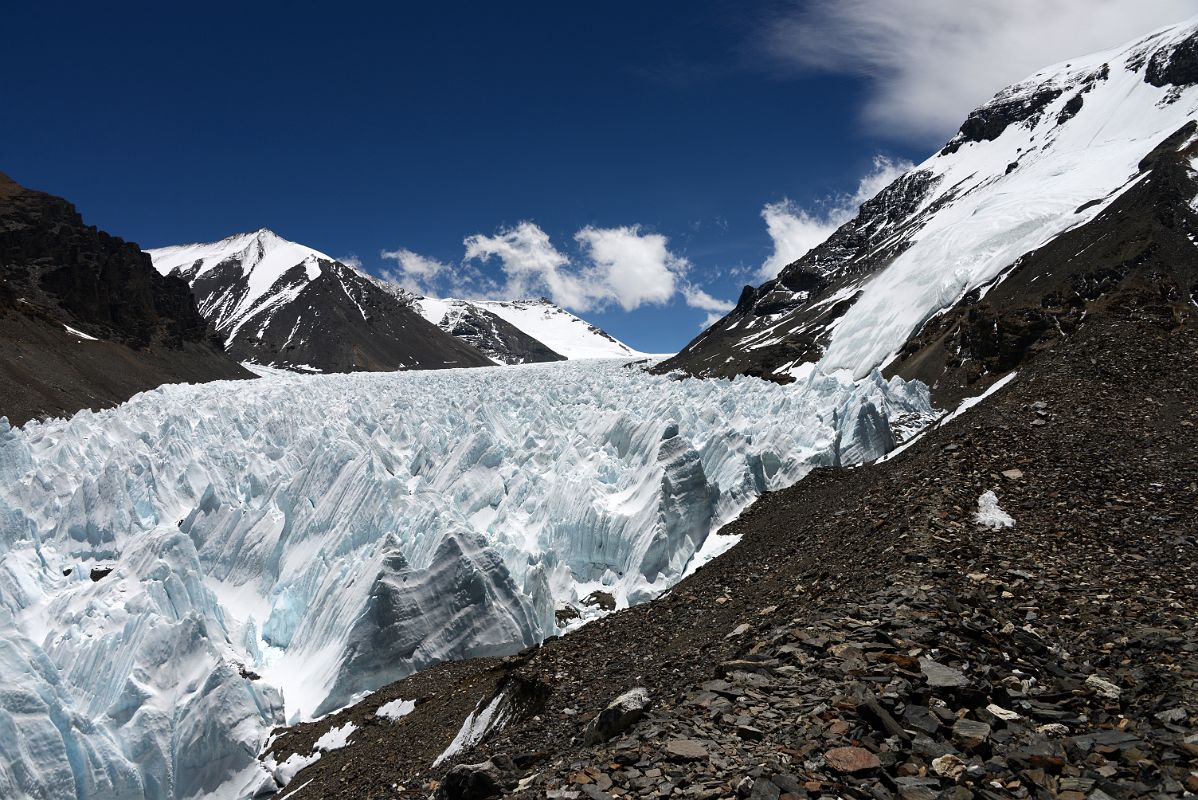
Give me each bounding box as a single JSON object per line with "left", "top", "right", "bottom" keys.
{"left": 665, "top": 739, "right": 708, "bottom": 762}
{"left": 823, "top": 746, "right": 881, "bottom": 773}
{"left": 986, "top": 703, "right": 1021, "bottom": 721}
{"left": 1002, "top": 469, "right": 1024, "bottom": 479}
{"left": 952, "top": 718, "right": 991, "bottom": 750}
{"left": 920, "top": 658, "right": 969, "bottom": 688}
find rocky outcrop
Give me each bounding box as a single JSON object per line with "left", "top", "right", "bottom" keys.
{"left": 889, "top": 121, "right": 1198, "bottom": 404}
{"left": 0, "top": 172, "right": 251, "bottom": 425}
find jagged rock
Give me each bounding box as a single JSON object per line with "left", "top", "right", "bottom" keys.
{"left": 435, "top": 758, "right": 512, "bottom": 800}
{"left": 951, "top": 718, "right": 991, "bottom": 750}
{"left": 1085, "top": 675, "right": 1122, "bottom": 700}
{"left": 931, "top": 754, "right": 967, "bottom": 780}
{"left": 582, "top": 591, "right": 617, "bottom": 612}
{"left": 583, "top": 688, "right": 651, "bottom": 745}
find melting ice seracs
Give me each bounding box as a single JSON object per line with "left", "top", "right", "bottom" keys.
{"left": 0, "top": 360, "right": 929, "bottom": 799}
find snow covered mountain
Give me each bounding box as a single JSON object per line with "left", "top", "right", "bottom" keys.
{"left": 660, "top": 19, "right": 1198, "bottom": 399}
{"left": 147, "top": 230, "right": 493, "bottom": 373}
{"left": 414, "top": 297, "right": 645, "bottom": 362}
{"left": 409, "top": 297, "right": 566, "bottom": 365}
{"left": 0, "top": 361, "right": 929, "bottom": 799}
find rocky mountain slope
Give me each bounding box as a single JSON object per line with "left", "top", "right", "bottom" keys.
{"left": 658, "top": 20, "right": 1198, "bottom": 403}
{"left": 148, "top": 230, "right": 494, "bottom": 372}
{"left": 0, "top": 172, "right": 251, "bottom": 426}
{"left": 411, "top": 298, "right": 567, "bottom": 365}
{"left": 259, "top": 283, "right": 1197, "bottom": 800}
{"left": 415, "top": 298, "right": 645, "bottom": 362}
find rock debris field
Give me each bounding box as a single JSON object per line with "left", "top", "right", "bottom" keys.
{"left": 268, "top": 307, "right": 1197, "bottom": 800}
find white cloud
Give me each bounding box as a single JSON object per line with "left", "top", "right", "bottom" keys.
{"left": 759, "top": 155, "right": 912, "bottom": 280}
{"left": 383, "top": 222, "right": 733, "bottom": 317}
{"left": 463, "top": 222, "right": 595, "bottom": 309}
{"left": 379, "top": 248, "right": 453, "bottom": 295}
{"left": 682, "top": 285, "right": 736, "bottom": 329}
{"left": 460, "top": 221, "right": 730, "bottom": 315}
{"left": 762, "top": 0, "right": 1198, "bottom": 141}
{"left": 574, "top": 225, "right": 684, "bottom": 312}
{"left": 681, "top": 284, "right": 734, "bottom": 314}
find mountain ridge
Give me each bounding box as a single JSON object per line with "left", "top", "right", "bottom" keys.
{"left": 656, "top": 18, "right": 1198, "bottom": 403}
{"left": 147, "top": 230, "right": 497, "bottom": 373}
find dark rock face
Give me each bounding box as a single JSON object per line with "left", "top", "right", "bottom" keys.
{"left": 941, "top": 88, "right": 1062, "bottom": 155}
{"left": 1145, "top": 29, "right": 1198, "bottom": 87}
{"left": 0, "top": 172, "right": 251, "bottom": 426}
{"left": 653, "top": 168, "right": 939, "bottom": 383}
{"left": 434, "top": 303, "right": 565, "bottom": 365}
{"left": 0, "top": 172, "right": 213, "bottom": 348}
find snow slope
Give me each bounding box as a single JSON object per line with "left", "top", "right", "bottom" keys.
{"left": 148, "top": 229, "right": 329, "bottom": 343}
{"left": 0, "top": 361, "right": 928, "bottom": 798}
{"left": 415, "top": 298, "right": 645, "bottom": 360}
{"left": 663, "top": 18, "right": 1198, "bottom": 381}
{"left": 822, "top": 20, "right": 1198, "bottom": 377}
{"left": 147, "top": 231, "right": 493, "bottom": 373}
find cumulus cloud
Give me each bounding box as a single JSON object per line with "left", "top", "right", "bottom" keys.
{"left": 574, "top": 225, "right": 684, "bottom": 312}
{"left": 379, "top": 248, "right": 455, "bottom": 295}
{"left": 762, "top": 0, "right": 1198, "bottom": 141}
{"left": 385, "top": 221, "right": 732, "bottom": 317}
{"left": 758, "top": 155, "right": 912, "bottom": 281}
{"left": 463, "top": 222, "right": 594, "bottom": 309}
{"left": 682, "top": 285, "right": 736, "bottom": 328}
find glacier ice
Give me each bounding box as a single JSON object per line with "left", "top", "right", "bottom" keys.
{"left": 0, "top": 360, "right": 929, "bottom": 798}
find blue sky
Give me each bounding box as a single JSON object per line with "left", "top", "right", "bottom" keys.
{"left": 4, "top": 1, "right": 1192, "bottom": 352}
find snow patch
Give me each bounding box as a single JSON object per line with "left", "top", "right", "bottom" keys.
{"left": 62, "top": 324, "right": 98, "bottom": 341}
{"left": 314, "top": 721, "right": 357, "bottom": 752}
{"left": 974, "top": 491, "right": 1015, "bottom": 529}
{"left": 376, "top": 698, "right": 416, "bottom": 721}
{"left": 433, "top": 691, "right": 508, "bottom": 767}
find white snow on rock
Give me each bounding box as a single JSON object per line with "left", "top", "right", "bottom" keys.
{"left": 147, "top": 229, "right": 330, "bottom": 344}
{"left": 415, "top": 297, "right": 646, "bottom": 359}
{"left": 0, "top": 360, "right": 928, "bottom": 798}
{"left": 62, "top": 324, "right": 98, "bottom": 341}
{"left": 974, "top": 490, "right": 1016, "bottom": 529}
{"left": 433, "top": 691, "right": 509, "bottom": 767}
{"left": 314, "top": 721, "right": 357, "bottom": 752}
{"left": 815, "top": 20, "right": 1198, "bottom": 378}
{"left": 376, "top": 698, "right": 416, "bottom": 721}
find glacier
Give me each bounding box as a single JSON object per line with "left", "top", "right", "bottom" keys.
{"left": 0, "top": 360, "right": 929, "bottom": 799}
